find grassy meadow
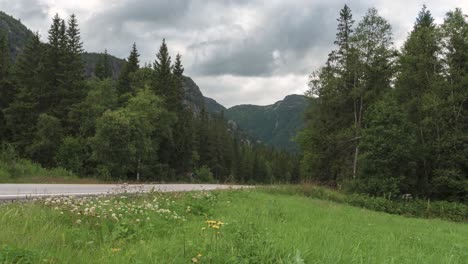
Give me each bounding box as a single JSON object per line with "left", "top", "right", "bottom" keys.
{"left": 0, "top": 188, "right": 467, "bottom": 263}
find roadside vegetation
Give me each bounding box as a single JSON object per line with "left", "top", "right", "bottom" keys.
{"left": 1, "top": 188, "right": 467, "bottom": 264}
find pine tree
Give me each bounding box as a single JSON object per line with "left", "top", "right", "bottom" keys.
{"left": 153, "top": 39, "right": 172, "bottom": 97}
{"left": 152, "top": 39, "right": 176, "bottom": 171}
{"left": 0, "top": 31, "right": 13, "bottom": 142}
{"left": 44, "top": 14, "right": 68, "bottom": 114}
{"left": 350, "top": 8, "right": 395, "bottom": 179}
{"left": 429, "top": 8, "right": 468, "bottom": 201}
{"left": 118, "top": 43, "right": 140, "bottom": 94}
{"left": 395, "top": 5, "right": 441, "bottom": 196}
{"left": 299, "top": 5, "right": 357, "bottom": 183}
{"left": 95, "top": 49, "right": 112, "bottom": 79}
{"left": 61, "top": 14, "right": 85, "bottom": 133}
{"left": 4, "top": 33, "right": 46, "bottom": 153}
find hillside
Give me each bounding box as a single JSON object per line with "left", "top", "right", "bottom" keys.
{"left": 82, "top": 52, "right": 125, "bottom": 79}
{"left": 226, "top": 94, "right": 310, "bottom": 151}
{"left": 0, "top": 11, "right": 308, "bottom": 152}
{"left": 0, "top": 11, "right": 34, "bottom": 61}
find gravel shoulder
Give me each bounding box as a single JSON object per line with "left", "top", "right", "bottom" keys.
{"left": 0, "top": 184, "right": 249, "bottom": 201}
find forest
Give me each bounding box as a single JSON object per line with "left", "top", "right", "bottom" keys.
{"left": 0, "top": 14, "right": 300, "bottom": 184}
{"left": 298, "top": 5, "right": 467, "bottom": 202}
{"left": 0, "top": 4, "right": 467, "bottom": 203}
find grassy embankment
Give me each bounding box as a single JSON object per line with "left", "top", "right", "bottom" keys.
{"left": 0, "top": 157, "right": 101, "bottom": 184}
{"left": 1, "top": 187, "right": 467, "bottom": 263}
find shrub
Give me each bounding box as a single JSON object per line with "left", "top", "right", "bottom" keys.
{"left": 196, "top": 166, "right": 215, "bottom": 183}
{"left": 265, "top": 185, "right": 468, "bottom": 222}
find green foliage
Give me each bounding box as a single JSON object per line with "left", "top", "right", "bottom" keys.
{"left": 95, "top": 49, "right": 113, "bottom": 80}
{"left": 0, "top": 11, "right": 35, "bottom": 61}
{"left": 0, "top": 246, "right": 38, "bottom": 264}
{"left": 92, "top": 88, "right": 175, "bottom": 180}
{"left": 268, "top": 185, "right": 468, "bottom": 222}
{"left": 225, "top": 95, "right": 309, "bottom": 152}
{"left": 195, "top": 165, "right": 215, "bottom": 183}
{"left": 27, "top": 114, "right": 63, "bottom": 167}
{"left": 355, "top": 95, "right": 417, "bottom": 196}
{"left": 300, "top": 5, "right": 467, "bottom": 202}
{"left": 118, "top": 43, "right": 140, "bottom": 95}
{"left": 0, "top": 143, "right": 76, "bottom": 182}
{"left": 55, "top": 137, "right": 87, "bottom": 175}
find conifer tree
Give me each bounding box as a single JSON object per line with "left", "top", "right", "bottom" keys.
{"left": 44, "top": 14, "right": 68, "bottom": 114}
{"left": 118, "top": 43, "right": 140, "bottom": 94}
{"left": 95, "top": 50, "right": 112, "bottom": 79}
{"left": 4, "top": 33, "right": 46, "bottom": 152}
{"left": 0, "top": 31, "right": 13, "bottom": 142}
{"left": 395, "top": 5, "right": 441, "bottom": 196}
{"left": 61, "top": 14, "right": 85, "bottom": 133}
{"left": 153, "top": 39, "right": 172, "bottom": 98}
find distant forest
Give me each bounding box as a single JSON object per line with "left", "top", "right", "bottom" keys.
{"left": 298, "top": 5, "right": 467, "bottom": 202}
{"left": 0, "top": 14, "right": 300, "bottom": 184}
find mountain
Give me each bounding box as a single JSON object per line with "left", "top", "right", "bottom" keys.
{"left": 225, "top": 95, "right": 310, "bottom": 151}
{"left": 0, "top": 11, "right": 34, "bottom": 61}
{"left": 0, "top": 12, "right": 125, "bottom": 78}
{"left": 82, "top": 52, "right": 125, "bottom": 79}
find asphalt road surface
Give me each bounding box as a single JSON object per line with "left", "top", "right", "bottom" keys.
{"left": 0, "top": 184, "right": 248, "bottom": 201}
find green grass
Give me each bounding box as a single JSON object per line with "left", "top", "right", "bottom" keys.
{"left": 1, "top": 189, "right": 467, "bottom": 263}
{"left": 0, "top": 159, "right": 102, "bottom": 184}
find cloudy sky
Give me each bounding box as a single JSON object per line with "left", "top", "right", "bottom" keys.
{"left": 1, "top": 0, "right": 467, "bottom": 107}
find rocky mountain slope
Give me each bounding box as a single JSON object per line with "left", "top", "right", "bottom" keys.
{"left": 225, "top": 95, "right": 309, "bottom": 151}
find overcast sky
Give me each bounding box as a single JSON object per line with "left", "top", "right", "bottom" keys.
{"left": 1, "top": 0, "right": 467, "bottom": 107}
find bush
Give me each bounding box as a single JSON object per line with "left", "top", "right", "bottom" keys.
{"left": 265, "top": 185, "right": 468, "bottom": 222}
{"left": 0, "top": 142, "right": 77, "bottom": 182}
{"left": 196, "top": 166, "right": 215, "bottom": 183}
{"left": 346, "top": 194, "right": 468, "bottom": 221}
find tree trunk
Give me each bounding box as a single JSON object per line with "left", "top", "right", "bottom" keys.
{"left": 136, "top": 158, "right": 141, "bottom": 182}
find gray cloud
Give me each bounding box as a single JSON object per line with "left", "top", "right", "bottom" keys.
{"left": 0, "top": 0, "right": 48, "bottom": 19}
{"left": 1, "top": 0, "right": 467, "bottom": 106}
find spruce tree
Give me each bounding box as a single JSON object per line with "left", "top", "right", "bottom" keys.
{"left": 118, "top": 43, "right": 140, "bottom": 94}
{"left": 4, "top": 33, "right": 46, "bottom": 153}
{"left": 62, "top": 14, "right": 85, "bottom": 133}
{"left": 95, "top": 50, "right": 112, "bottom": 79}
{"left": 152, "top": 39, "right": 175, "bottom": 171}
{"left": 44, "top": 14, "right": 68, "bottom": 114}
{"left": 395, "top": 5, "right": 441, "bottom": 196}
{"left": 153, "top": 39, "right": 172, "bottom": 98}
{"left": 0, "top": 31, "right": 13, "bottom": 142}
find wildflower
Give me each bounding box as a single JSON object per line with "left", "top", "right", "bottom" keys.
{"left": 111, "top": 213, "right": 119, "bottom": 222}
{"left": 191, "top": 257, "right": 198, "bottom": 263}
{"left": 197, "top": 253, "right": 202, "bottom": 257}
{"left": 76, "top": 219, "right": 82, "bottom": 225}
{"left": 111, "top": 248, "right": 121, "bottom": 253}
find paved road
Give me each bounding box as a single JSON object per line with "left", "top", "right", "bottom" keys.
{"left": 0, "top": 184, "right": 248, "bottom": 200}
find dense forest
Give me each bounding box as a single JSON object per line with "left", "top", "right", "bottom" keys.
{"left": 0, "top": 5, "right": 466, "bottom": 203}
{"left": 0, "top": 14, "right": 300, "bottom": 183}
{"left": 298, "top": 5, "right": 467, "bottom": 202}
